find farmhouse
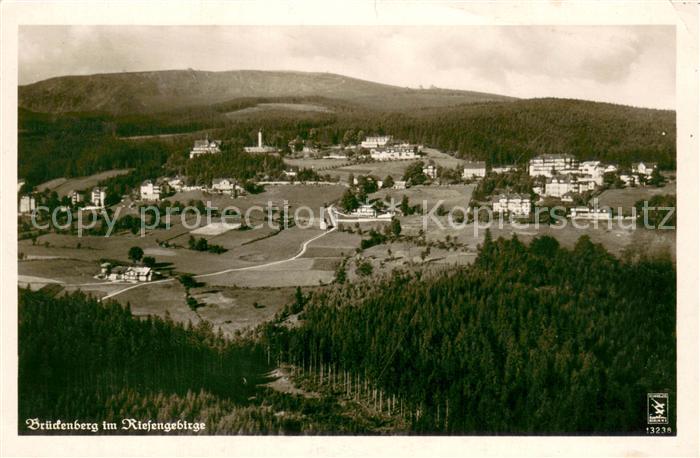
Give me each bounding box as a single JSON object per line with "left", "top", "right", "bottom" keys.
{"left": 101, "top": 263, "right": 154, "bottom": 282}
{"left": 244, "top": 130, "right": 277, "bottom": 153}
{"left": 19, "top": 195, "right": 36, "bottom": 214}
{"left": 463, "top": 161, "right": 487, "bottom": 179}
{"left": 189, "top": 137, "right": 222, "bottom": 159}
{"left": 140, "top": 180, "right": 161, "bottom": 201}
{"left": 361, "top": 135, "right": 392, "bottom": 148}
{"left": 91, "top": 187, "right": 107, "bottom": 208}
{"left": 492, "top": 193, "right": 531, "bottom": 216}
{"left": 528, "top": 154, "right": 578, "bottom": 177}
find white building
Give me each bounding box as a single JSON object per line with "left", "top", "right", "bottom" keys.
{"left": 492, "top": 194, "right": 531, "bottom": 216}
{"left": 361, "top": 135, "right": 392, "bottom": 148}
{"left": 370, "top": 145, "right": 418, "bottom": 161}
{"left": 211, "top": 178, "right": 236, "bottom": 193}
{"left": 166, "top": 176, "right": 185, "bottom": 192}
{"left": 422, "top": 164, "right": 437, "bottom": 179}
{"left": 189, "top": 138, "right": 222, "bottom": 159}
{"left": 70, "top": 190, "right": 84, "bottom": 205}
{"left": 569, "top": 207, "right": 612, "bottom": 220}
{"left": 102, "top": 263, "right": 154, "bottom": 282}
{"left": 393, "top": 180, "right": 407, "bottom": 190}
{"left": 578, "top": 161, "right": 606, "bottom": 186}
{"left": 544, "top": 175, "right": 594, "bottom": 198}
{"left": 140, "top": 180, "right": 161, "bottom": 201}
{"left": 91, "top": 187, "right": 107, "bottom": 208}
{"left": 528, "top": 154, "right": 578, "bottom": 177}
{"left": 19, "top": 195, "right": 36, "bottom": 214}
{"left": 350, "top": 204, "right": 378, "bottom": 218}
{"left": 604, "top": 164, "right": 619, "bottom": 174}
{"left": 544, "top": 175, "right": 575, "bottom": 198}
{"left": 463, "top": 161, "right": 487, "bottom": 179}
{"left": 244, "top": 130, "right": 277, "bottom": 153}
{"left": 620, "top": 174, "right": 638, "bottom": 187}
{"left": 492, "top": 165, "right": 517, "bottom": 174}
{"left": 633, "top": 162, "right": 657, "bottom": 177}
{"left": 545, "top": 175, "right": 571, "bottom": 198}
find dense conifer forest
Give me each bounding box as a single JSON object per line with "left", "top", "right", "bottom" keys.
{"left": 260, "top": 233, "right": 676, "bottom": 434}
{"left": 19, "top": 96, "right": 675, "bottom": 189}
{"left": 18, "top": 233, "right": 675, "bottom": 435}
{"left": 18, "top": 289, "right": 397, "bottom": 434}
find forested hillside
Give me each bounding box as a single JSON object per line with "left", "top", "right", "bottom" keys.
{"left": 18, "top": 289, "right": 399, "bottom": 434}
{"left": 18, "top": 94, "right": 675, "bottom": 189}
{"left": 261, "top": 233, "right": 676, "bottom": 434}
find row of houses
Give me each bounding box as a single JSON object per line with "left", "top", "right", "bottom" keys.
{"left": 139, "top": 177, "right": 246, "bottom": 201}
{"left": 529, "top": 154, "right": 659, "bottom": 199}
{"left": 370, "top": 144, "right": 421, "bottom": 161}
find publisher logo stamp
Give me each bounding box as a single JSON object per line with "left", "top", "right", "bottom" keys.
{"left": 647, "top": 393, "right": 669, "bottom": 424}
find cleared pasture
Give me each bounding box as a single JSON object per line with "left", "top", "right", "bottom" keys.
{"left": 594, "top": 183, "right": 676, "bottom": 210}
{"left": 372, "top": 184, "right": 474, "bottom": 210}
{"left": 36, "top": 169, "right": 131, "bottom": 196}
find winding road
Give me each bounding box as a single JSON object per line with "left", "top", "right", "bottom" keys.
{"left": 99, "top": 209, "right": 338, "bottom": 301}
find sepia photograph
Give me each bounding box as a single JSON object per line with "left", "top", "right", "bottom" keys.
{"left": 1, "top": 2, "right": 698, "bottom": 457}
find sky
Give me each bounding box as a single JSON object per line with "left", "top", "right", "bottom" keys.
{"left": 18, "top": 25, "right": 675, "bottom": 110}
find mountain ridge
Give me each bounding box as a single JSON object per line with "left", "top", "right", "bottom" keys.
{"left": 19, "top": 69, "right": 517, "bottom": 115}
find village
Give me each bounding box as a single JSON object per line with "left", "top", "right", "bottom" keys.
{"left": 17, "top": 130, "right": 676, "bottom": 336}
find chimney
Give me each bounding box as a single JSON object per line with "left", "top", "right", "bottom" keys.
{"left": 258, "top": 130, "right": 263, "bottom": 148}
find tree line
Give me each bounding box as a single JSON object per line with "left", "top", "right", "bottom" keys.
{"left": 259, "top": 232, "right": 676, "bottom": 434}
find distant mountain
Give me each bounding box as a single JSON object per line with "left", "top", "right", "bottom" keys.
{"left": 18, "top": 70, "right": 516, "bottom": 114}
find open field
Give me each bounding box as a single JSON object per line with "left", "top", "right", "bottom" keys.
{"left": 36, "top": 169, "right": 131, "bottom": 196}
{"left": 18, "top": 222, "right": 326, "bottom": 282}
{"left": 18, "top": 178, "right": 675, "bottom": 342}
{"left": 421, "top": 147, "right": 466, "bottom": 169}
{"left": 595, "top": 182, "right": 676, "bottom": 209}
{"left": 203, "top": 258, "right": 334, "bottom": 288}
{"left": 190, "top": 221, "right": 241, "bottom": 236}
{"left": 372, "top": 184, "right": 474, "bottom": 210}
{"left": 331, "top": 160, "right": 418, "bottom": 181}
{"left": 399, "top": 214, "right": 675, "bottom": 260}
{"left": 284, "top": 158, "right": 353, "bottom": 171}
{"left": 112, "top": 280, "right": 301, "bottom": 336}
{"left": 19, "top": 258, "right": 104, "bottom": 284}
{"left": 170, "top": 183, "right": 345, "bottom": 213}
